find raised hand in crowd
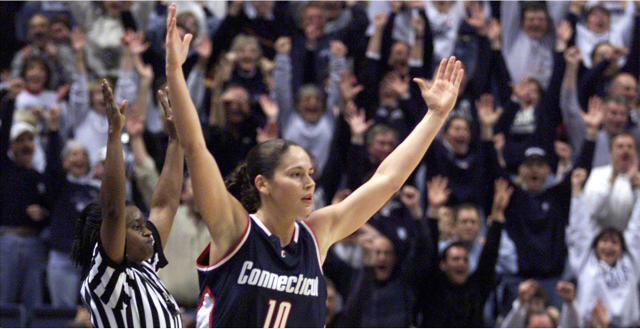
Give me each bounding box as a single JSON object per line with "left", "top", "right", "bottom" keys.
{"left": 256, "top": 122, "right": 279, "bottom": 144}
{"left": 569, "top": 1, "right": 587, "bottom": 15}
{"left": 489, "top": 178, "right": 513, "bottom": 224}
{"left": 258, "top": 94, "right": 279, "bottom": 124}
{"left": 555, "top": 20, "right": 573, "bottom": 52}
{"left": 344, "top": 104, "right": 374, "bottom": 145}
{"left": 492, "top": 132, "right": 507, "bottom": 168}
{"left": 399, "top": 185, "right": 422, "bottom": 220}
{"left": 517, "top": 279, "right": 539, "bottom": 306}
{"left": 487, "top": 18, "right": 502, "bottom": 50}
{"left": 477, "top": 93, "right": 502, "bottom": 139}
{"left": 330, "top": 40, "right": 347, "bottom": 58}
{"left": 70, "top": 27, "right": 86, "bottom": 54}
{"left": 372, "top": 12, "right": 388, "bottom": 32}
{"left": 274, "top": 36, "right": 291, "bottom": 55}
{"left": 339, "top": 70, "right": 364, "bottom": 102}
{"left": 465, "top": 1, "right": 487, "bottom": 36}
{"left": 564, "top": 46, "right": 582, "bottom": 67}
{"left": 556, "top": 281, "right": 576, "bottom": 304}
{"left": 125, "top": 30, "right": 150, "bottom": 57}
{"left": 590, "top": 299, "right": 610, "bottom": 328}
{"left": 412, "top": 14, "right": 426, "bottom": 38}
{"left": 6, "top": 77, "right": 24, "bottom": 100}
{"left": 43, "top": 105, "right": 61, "bottom": 132}
{"left": 427, "top": 175, "right": 450, "bottom": 214}
{"left": 581, "top": 96, "right": 605, "bottom": 136}
{"left": 387, "top": 71, "right": 410, "bottom": 99}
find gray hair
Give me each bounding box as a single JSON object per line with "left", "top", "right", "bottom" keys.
{"left": 62, "top": 139, "right": 89, "bottom": 160}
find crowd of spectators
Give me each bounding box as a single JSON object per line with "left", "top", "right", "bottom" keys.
{"left": 0, "top": 1, "right": 639, "bottom": 327}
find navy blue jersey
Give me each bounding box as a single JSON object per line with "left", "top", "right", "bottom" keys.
{"left": 196, "top": 214, "right": 326, "bottom": 328}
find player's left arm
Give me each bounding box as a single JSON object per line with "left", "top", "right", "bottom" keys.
{"left": 307, "top": 57, "right": 464, "bottom": 261}
{"left": 148, "top": 88, "right": 184, "bottom": 250}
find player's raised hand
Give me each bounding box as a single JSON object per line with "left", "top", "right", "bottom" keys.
{"left": 165, "top": 3, "right": 193, "bottom": 70}
{"left": 102, "top": 79, "right": 127, "bottom": 134}
{"left": 413, "top": 57, "right": 464, "bottom": 118}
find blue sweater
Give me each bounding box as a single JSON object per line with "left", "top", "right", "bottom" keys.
{"left": 0, "top": 95, "right": 48, "bottom": 231}
{"left": 45, "top": 130, "right": 99, "bottom": 253}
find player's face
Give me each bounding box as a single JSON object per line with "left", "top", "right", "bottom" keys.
{"left": 269, "top": 146, "right": 316, "bottom": 217}
{"left": 440, "top": 246, "right": 469, "bottom": 285}
{"left": 125, "top": 206, "right": 155, "bottom": 264}
{"left": 595, "top": 233, "right": 622, "bottom": 266}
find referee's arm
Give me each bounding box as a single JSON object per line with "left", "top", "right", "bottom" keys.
{"left": 100, "top": 80, "right": 128, "bottom": 264}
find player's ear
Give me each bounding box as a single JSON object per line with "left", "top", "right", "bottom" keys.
{"left": 255, "top": 174, "right": 270, "bottom": 195}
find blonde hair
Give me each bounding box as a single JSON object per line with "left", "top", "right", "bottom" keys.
{"left": 230, "top": 34, "right": 262, "bottom": 60}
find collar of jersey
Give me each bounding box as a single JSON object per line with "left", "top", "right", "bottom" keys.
{"left": 250, "top": 214, "right": 300, "bottom": 245}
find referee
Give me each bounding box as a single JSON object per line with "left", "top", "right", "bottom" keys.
{"left": 71, "top": 82, "right": 184, "bottom": 327}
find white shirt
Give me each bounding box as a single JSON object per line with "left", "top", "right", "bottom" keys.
{"left": 584, "top": 165, "right": 637, "bottom": 230}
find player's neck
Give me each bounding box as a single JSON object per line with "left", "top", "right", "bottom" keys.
{"left": 255, "top": 207, "right": 296, "bottom": 247}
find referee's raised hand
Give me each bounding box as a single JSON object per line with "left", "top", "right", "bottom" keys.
{"left": 102, "top": 79, "right": 127, "bottom": 134}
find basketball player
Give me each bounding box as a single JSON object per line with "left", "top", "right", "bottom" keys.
{"left": 164, "top": 3, "right": 464, "bottom": 327}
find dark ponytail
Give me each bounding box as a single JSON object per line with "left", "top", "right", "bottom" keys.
{"left": 225, "top": 162, "right": 260, "bottom": 213}
{"left": 70, "top": 202, "right": 103, "bottom": 278}
{"left": 225, "top": 139, "right": 307, "bottom": 213}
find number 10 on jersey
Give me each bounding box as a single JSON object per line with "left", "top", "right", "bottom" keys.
{"left": 263, "top": 299, "right": 291, "bottom": 328}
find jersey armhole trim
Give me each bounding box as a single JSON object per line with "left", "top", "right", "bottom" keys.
{"left": 197, "top": 286, "right": 215, "bottom": 328}
{"left": 196, "top": 213, "right": 251, "bottom": 271}
{"left": 299, "top": 220, "right": 324, "bottom": 273}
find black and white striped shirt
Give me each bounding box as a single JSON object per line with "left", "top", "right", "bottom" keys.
{"left": 81, "top": 223, "right": 182, "bottom": 328}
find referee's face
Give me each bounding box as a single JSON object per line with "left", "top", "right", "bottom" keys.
{"left": 125, "top": 206, "right": 154, "bottom": 264}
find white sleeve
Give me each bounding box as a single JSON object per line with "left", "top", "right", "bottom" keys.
{"left": 558, "top": 301, "right": 582, "bottom": 328}
{"left": 560, "top": 79, "right": 587, "bottom": 153}
{"left": 500, "top": 1, "right": 522, "bottom": 52}
{"left": 500, "top": 299, "right": 527, "bottom": 328}
{"left": 273, "top": 53, "right": 295, "bottom": 130}
{"left": 566, "top": 193, "right": 597, "bottom": 273}
{"left": 623, "top": 189, "right": 640, "bottom": 262}
{"left": 67, "top": 72, "right": 91, "bottom": 131}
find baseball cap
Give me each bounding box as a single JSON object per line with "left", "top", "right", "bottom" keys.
{"left": 522, "top": 147, "right": 547, "bottom": 164}
{"left": 9, "top": 121, "right": 35, "bottom": 143}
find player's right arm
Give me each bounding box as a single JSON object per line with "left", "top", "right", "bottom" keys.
{"left": 164, "top": 3, "right": 247, "bottom": 261}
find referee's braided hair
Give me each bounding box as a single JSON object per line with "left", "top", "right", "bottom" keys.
{"left": 71, "top": 202, "right": 103, "bottom": 277}
{"left": 225, "top": 139, "right": 305, "bottom": 213}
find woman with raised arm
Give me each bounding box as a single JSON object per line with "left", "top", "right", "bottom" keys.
{"left": 71, "top": 83, "right": 184, "bottom": 328}
{"left": 164, "top": 4, "right": 463, "bottom": 327}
